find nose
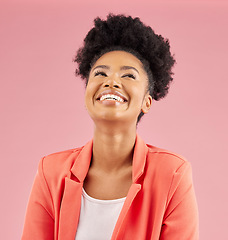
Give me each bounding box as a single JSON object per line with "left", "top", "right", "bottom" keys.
{"left": 103, "top": 77, "right": 121, "bottom": 89}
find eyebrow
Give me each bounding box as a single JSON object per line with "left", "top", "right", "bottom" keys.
{"left": 92, "top": 65, "right": 139, "bottom": 74}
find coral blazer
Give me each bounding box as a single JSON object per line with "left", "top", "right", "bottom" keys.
{"left": 22, "top": 135, "right": 199, "bottom": 240}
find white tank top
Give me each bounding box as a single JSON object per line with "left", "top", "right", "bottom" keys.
{"left": 75, "top": 188, "right": 126, "bottom": 240}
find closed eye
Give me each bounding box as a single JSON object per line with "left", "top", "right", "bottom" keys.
{"left": 122, "top": 73, "right": 136, "bottom": 79}
{"left": 94, "top": 71, "right": 107, "bottom": 77}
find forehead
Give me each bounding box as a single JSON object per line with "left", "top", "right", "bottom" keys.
{"left": 92, "top": 50, "right": 145, "bottom": 71}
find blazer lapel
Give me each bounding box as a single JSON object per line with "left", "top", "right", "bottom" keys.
{"left": 58, "top": 139, "right": 93, "bottom": 240}
{"left": 111, "top": 183, "right": 141, "bottom": 240}
{"left": 58, "top": 179, "right": 83, "bottom": 240}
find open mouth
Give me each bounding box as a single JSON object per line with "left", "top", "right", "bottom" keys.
{"left": 99, "top": 94, "right": 126, "bottom": 102}
{"left": 96, "top": 90, "right": 128, "bottom": 103}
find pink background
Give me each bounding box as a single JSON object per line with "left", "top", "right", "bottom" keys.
{"left": 1, "top": 0, "right": 228, "bottom": 239}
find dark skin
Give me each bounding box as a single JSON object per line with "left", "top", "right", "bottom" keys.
{"left": 83, "top": 51, "right": 152, "bottom": 200}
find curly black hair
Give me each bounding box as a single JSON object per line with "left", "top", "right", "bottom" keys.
{"left": 74, "top": 13, "right": 176, "bottom": 122}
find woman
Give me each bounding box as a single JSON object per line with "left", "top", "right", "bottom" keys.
{"left": 22, "top": 14, "right": 199, "bottom": 240}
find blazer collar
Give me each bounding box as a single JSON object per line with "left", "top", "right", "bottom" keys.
{"left": 70, "top": 139, "right": 93, "bottom": 182}
{"left": 132, "top": 134, "right": 148, "bottom": 182}
{"left": 70, "top": 134, "right": 148, "bottom": 183}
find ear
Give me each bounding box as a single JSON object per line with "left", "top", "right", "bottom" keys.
{"left": 141, "top": 93, "right": 152, "bottom": 114}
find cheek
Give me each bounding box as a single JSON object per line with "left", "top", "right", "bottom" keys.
{"left": 130, "top": 85, "right": 146, "bottom": 99}
{"left": 85, "top": 81, "right": 95, "bottom": 97}
{"left": 84, "top": 84, "right": 93, "bottom": 107}
{"left": 84, "top": 81, "right": 100, "bottom": 106}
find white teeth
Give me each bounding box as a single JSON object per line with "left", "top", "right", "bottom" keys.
{"left": 100, "top": 94, "right": 124, "bottom": 102}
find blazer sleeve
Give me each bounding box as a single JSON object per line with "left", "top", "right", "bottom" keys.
{"left": 21, "top": 157, "right": 54, "bottom": 240}
{"left": 159, "top": 162, "right": 199, "bottom": 240}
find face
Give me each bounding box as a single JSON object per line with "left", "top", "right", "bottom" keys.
{"left": 85, "top": 51, "right": 152, "bottom": 124}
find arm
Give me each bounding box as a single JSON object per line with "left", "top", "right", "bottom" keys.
{"left": 160, "top": 162, "right": 199, "bottom": 240}
{"left": 21, "top": 157, "right": 54, "bottom": 240}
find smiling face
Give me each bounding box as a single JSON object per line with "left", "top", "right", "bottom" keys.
{"left": 85, "top": 51, "right": 152, "bottom": 125}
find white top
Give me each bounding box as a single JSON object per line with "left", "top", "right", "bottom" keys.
{"left": 75, "top": 188, "right": 126, "bottom": 240}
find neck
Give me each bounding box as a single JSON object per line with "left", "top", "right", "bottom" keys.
{"left": 91, "top": 122, "right": 137, "bottom": 172}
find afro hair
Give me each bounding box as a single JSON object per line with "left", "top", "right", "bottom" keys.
{"left": 74, "top": 13, "right": 176, "bottom": 121}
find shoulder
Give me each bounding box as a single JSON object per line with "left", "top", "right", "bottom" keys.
{"left": 145, "top": 144, "right": 191, "bottom": 177}
{"left": 144, "top": 144, "right": 194, "bottom": 200}
{"left": 147, "top": 144, "right": 187, "bottom": 163}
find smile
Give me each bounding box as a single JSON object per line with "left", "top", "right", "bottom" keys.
{"left": 96, "top": 90, "right": 128, "bottom": 103}
{"left": 100, "top": 94, "right": 124, "bottom": 102}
